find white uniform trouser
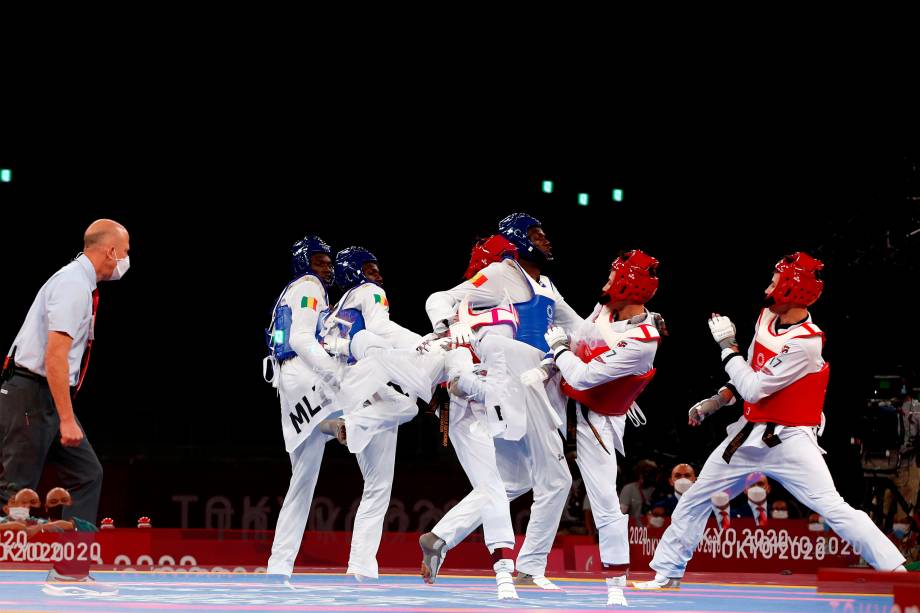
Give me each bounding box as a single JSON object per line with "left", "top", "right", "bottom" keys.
{"left": 575, "top": 409, "right": 630, "bottom": 566}
{"left": 432, "top": 383, "right": 571, "bottom": 576}
{"left": 650, "top": 427, "right": 907, "bottom": 577}
{"left": 267, "top": 426, "right": 333, "bottom": 577}
{"left": 346, "top": 423, "right": 399, "bottom": 578}
{"left": 445, "top": 396, "right": 515, "bottom": 552}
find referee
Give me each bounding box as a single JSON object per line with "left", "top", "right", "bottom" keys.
{"left": 1, "top": 219, "right": 130, "bottom": 527}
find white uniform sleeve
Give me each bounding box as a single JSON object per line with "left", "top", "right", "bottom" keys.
{"left": 725, "top": 336, "right": 822, "bottom": 403}
{"left": 552, "top": 293, "right": 585, "bottom": 332}
{"left": 358, "top": 286, "right": 422, "bottom": 349}
{"left": 287, "top": 279, "right": 338, "bottom": 373}
{"left": 555, "top": 338, "right": 655, "bottom": 391}
{"left": 425, "top": 262, "right": 507, "bottom": 330}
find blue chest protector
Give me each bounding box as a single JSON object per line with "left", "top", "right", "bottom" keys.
{"left": 267, "top": 274, "right": 328, "bottom": 363}
{"left": 510, "top": 265, "right": 556, "bottom": 352}
{"left": 513, "top": 294, "right": 555, "bottom": 352}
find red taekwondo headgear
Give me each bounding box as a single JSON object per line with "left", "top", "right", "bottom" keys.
{"left": 463, "top": 235, "right": 518, "bottom": 280}
{"left": 768, "top": 252, "right": 824, "bottom": 308}
{"left": 602, "top": 250, "right": 659, "bottom": 306}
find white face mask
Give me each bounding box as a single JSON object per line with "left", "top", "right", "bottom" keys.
{"left": 747, "top": 486, "right": 767, "bottom": 503}
{"left": 8, "top": 506, "right": 29, "bottom": 521}
{"left": 808, "top": 522, "right": 825, "bottom": 532}
{"left": 711, "top": 492, "right": 730, "bottom": 507}
{"left": 674, "top": 478, "right": 694, "bottom": 495}
{"left": 109, "top": 254, "right": 130, "bottom": 281}
{"left": 892, "top": 524, "right": 910, "bottom": 538}
{"left": 649, "top": 516, "right": 665, "bottom": 528}
{"left": 772, "top": 510, "right": 789, "bottom": 519}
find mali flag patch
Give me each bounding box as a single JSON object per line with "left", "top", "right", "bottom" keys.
{"left": 374, "top": 294, "right": 389, "bottom": 308}
{"left": 301, "top": 296, "right": 318, "bottom": 310}
{"left": 470, "top": 272, "right": 488, "bottom": 287}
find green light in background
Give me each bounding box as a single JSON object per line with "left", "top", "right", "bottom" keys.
{"left": 542, "top": 180, "right": 553, "bottom": 194}
{"left": 578, "top": 193, "right": 589, "bottom": 206}
{"left": 0, "top": 169, "right": 10, "bottom": 183}
{"left": 612, "top": 188, "right": 623, "bottom": 202}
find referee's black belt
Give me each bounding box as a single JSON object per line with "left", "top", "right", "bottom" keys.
{"left": 12, "top": 367, "right": 46, "bottom": 383}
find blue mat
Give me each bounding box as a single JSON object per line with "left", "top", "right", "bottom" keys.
{"left": 0, "top": 570, "right": 892, "bottom": 612}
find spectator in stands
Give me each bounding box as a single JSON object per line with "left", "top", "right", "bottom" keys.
{"left": 619, "top": 459, "right": 659, "bottom": 522}
{"left": 651, "top": 463, "right": 696, "bottom": 516}
{"left": 731, "top": 473, "right": 772, "bottom": 527}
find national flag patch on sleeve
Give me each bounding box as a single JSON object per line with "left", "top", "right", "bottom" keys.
{"left": 470, "top": 272, "right": 488, "bottom": 287}
{"left": 374, "top": 294, "right": 389, "bottom": 308}
{"left": 301, "top": 296, "right": 318, "bottom": 310}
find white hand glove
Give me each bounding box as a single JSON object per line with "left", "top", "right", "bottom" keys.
{"left": 416, "top": 332, "right": 445, "bottom": 354}
{"left": 544, "top": 326, "right": 570, "bottom": 356}
{"left": 421, "top": 337, "right": 453, "bottom": 356}
{"left": 322, "top": 337, "right": 351, "bottom": 357}
{"left": 449, "top": 322, "right": 474, "bottom": 348}
{"left": 445, "top": 346, "right": 474, "bottom": 379}
{"left": 708, "top": 313, "right": 737, "bottom": 350}
{"left": 688, "top": 393, "right": 729, "bottom": 426}
{"left": 521, "top": 367, "right": 549, "bottom": 386}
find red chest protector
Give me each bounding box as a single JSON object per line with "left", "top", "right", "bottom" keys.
{"left": 743, "top": 309, "right": 830, "bottom": 427}
{"left": 560, "top": 324, "right": 658, "bottom": 416}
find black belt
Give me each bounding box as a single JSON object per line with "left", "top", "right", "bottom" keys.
{"left": 722, "top": 421, "right": 782, "bottom": 463}
{"left": 580, "top": 403, "right": 611, "bottom": 455}
{"left": 564, "top": 398, "right": 578, "bottom": 459}
{"left": 12, "top": 367, "right": 46, "bottom": 384}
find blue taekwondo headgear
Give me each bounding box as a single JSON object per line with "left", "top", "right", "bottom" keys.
{"left": 334, "top": 246, "right": 379, "bottom": 290}
{"left": 291, "top": 235, "right": 333, "bottom": 286}
{"left": 498, "top": 212, "right": 552, "bottom": 264}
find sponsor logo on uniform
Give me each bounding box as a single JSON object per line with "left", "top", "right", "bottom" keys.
{"left": 617, "top": 340, "right": 628, "bottom": 348}
{"left": 781, "top": 345, "right": 790, "bottom": 354}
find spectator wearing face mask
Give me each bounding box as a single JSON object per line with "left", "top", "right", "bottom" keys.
{"left": 1, "top": 488, "right": 47, "bottom": 536}
{"left": 732, "top": 473, "right": 771, "bottom": 527}
{"left": 651, "top": 464, "right": 697, "bottom": 516}
{"left": 710, "top": 491, "right": 732, "bottom": 531}
{"left": 807, "top": 512, "right": 827, "bottom": 533}
{"left": 771, "top": 500, "right": 791, "bottom": 520}
{"left": 647, "top": 506, "right": 668, "bottom": 529}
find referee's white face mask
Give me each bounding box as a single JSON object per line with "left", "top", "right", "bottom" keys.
{"left": 108, "top": 248, "right": 131, "bottom": 281}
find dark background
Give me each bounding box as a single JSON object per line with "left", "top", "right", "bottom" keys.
{"left": 1, "top": 132, "right": 917, "bottom": 528}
